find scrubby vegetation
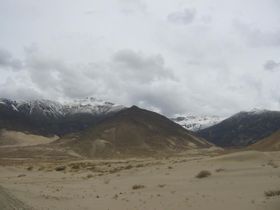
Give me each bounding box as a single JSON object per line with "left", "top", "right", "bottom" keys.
{"left": 132, "top": 184, "right": 145, "bottom": 190}
{"left": 196, "top": 170, "right": 211, "bottom": 178}
{"left": 265, "top": 190, "right": 280, "bottom": 197}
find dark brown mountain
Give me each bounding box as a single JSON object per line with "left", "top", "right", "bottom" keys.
{"left": 56, "top": 106, "right": 212, "bottom": 157}
{"left": 197, "top": 109, "right": 280, "bottom": 147}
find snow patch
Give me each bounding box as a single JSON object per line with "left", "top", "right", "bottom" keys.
{"left": 171, "top": 114, "right": 225, "bottom": 131}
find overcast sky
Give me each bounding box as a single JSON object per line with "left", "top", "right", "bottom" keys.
{"left": 1, "top": 0, "right": 280, "bottom": 117}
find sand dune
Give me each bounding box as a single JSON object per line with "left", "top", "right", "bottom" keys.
{"left": 209, "top": 150, "right": 275, "bottom": 162}
{"left": 0, "top": 129, "right": 59, "bottom": 147}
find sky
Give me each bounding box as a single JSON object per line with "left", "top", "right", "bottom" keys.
{"left": 1, "top": 0, "right": 280, "bottom": 117}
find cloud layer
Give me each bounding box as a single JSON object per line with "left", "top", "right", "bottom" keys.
{"left": 1, "top": 0, "right": 280, "bottom": 117}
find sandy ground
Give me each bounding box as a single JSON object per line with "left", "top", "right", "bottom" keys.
{"left": 0, "top": 129, "right": 58, "bottom": 147}
{"left": 0, "top": 150, "right": 279, "bottom": 210}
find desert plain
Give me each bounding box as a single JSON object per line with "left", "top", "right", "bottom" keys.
{"left": 0, "top": 149, "right": 279, "bottom": 210}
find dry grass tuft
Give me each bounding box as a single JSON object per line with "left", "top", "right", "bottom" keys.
{"left": 196, "top": 170, "right": 211, "bottom": 178}
{"left": 26, "top": 166, "right": 33, "bottom": 171}
{"left": 215, "top": 168, "right": 225, "bottom": 172}
{"left": 267, "top": 160, "right": 278, "bottom": 168}
{"left": 86, "top": 174, "right": 94, "bottom": 179}
{"left": 55, "top": 165, "right": 66, "bottom": 171}
{"left": 132, "top": 184, "right": 145, "bottom": 190}
{"left": 265, "top": 190, "right": 280, "bottom": 197}
{"left": 124, "top": 165, "right": 133, "bottom": 170}
{"left": 38, "top": 166, "right": 45, "bottom": 171}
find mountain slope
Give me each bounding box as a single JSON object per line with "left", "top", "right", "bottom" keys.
{"left": 56, "top": 106, "right": 212, "bottom": 157}
{"left": 249, "top": 130, "right": 280, "bottom": 151}
{"left": 0, "top": 97, "right": 125, "bottom": 136}
{"left": 197, "top": 109, "right": 280, "bottom": 147}
{"left": 171, "top": 114, "right": 224, "bottom": 131}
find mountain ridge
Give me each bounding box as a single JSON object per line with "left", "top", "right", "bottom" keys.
{"left": 0, "top": 97, "right": 125, "bottom": 136}
{"left": 197, "top": 109, "right": 280, "bottom": 147}
{"left": 55, "top": 106, "right": 212, "bottom": 157}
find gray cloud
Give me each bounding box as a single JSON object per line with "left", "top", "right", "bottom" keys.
{"left": 234, "top": 21, "right": 280, "bottom": 47}
{"left": 112, "top": 49, "right": 175, "bottom": 83}
{"left": 1, "top": 0, "right": 280, "bottom": 117}
{"left": 167, "top": 8, "right": 196, "bottom": 25}
{"left": 118, "top": 0, "right": 147, "bottom": 14}
{"left": 0, "top": 48, "right": 23, "bottom": 71}
{"left": 0, "top": 48, "right": 176, "bottom": 115}
{"left": 84, "top": 10, "right": 97, "bottom": 15}
{"left": 264, "top": 60, "right": 280, "bottom": 71}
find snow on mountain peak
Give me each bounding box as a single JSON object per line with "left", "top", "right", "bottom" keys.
{"left": 0, "top": 97, "right": 126, "bottom": 117}
{"left": 62, "top": 97, "right": 125, "bottom": 115}
{"left": 248, "top": 108, "right": 268, "bottom": 114}
{"left": 171, "top": 114, "right": 225, "bottom": 131}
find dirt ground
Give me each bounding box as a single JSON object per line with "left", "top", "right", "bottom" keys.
{"left": 0, "top": 150, "right": 279, "bottom": 210}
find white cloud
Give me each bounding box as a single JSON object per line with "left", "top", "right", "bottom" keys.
{"left": 0, "top": 48, "right": 23, "bottom": 71}
{"left": 264, "top": 60, "right": 280, "bottom": 71}
{"left": 1, "top": 0, "right": 280, "bottom": 116}
{"left": 167, "top": 8, "right": 196, "bottom": 25}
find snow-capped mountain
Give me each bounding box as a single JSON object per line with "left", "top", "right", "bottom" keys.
{"left": 171, "top": 114, "right": 225, "bottom": 131}
{"left": 0, "top": 97, "right": 125, "bottom": 118}
{"left": 197, "top": 109, "right": 280, "bottom": 147}
{"left": 0, "top": 97, "right": 126, "bottom": 135}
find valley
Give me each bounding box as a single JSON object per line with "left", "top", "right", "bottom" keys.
{"left": 0, "top": 98, "right": 280, "bottom": 210}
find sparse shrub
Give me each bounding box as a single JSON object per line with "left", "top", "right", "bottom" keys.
{"left": 87, "top": 174, "right": 94, "bottom": 179}
{"left": 215, "top": 168, "right": 225, "bottom": 172}
{"left": 196, "top": 170, "right": 211, "bottom": 178}
{"left": 124, "top": 165, "right": 133, "bottom": 170}
{"left": 71, "top": 164, "right": 80, "bottom": 170}
{"left": 113, "top": 194, "right": 118, "bottom": 199}
{"left": 38, "top": 166, "right": 45, "bottom": 171}
{"left": 17, "top": 174, "right": 26, "bottom": 177}
{"left": 26, "top": 166, "right": 33, "bottom": 171}
{"left": 158, "top": 184, "right": 166, "bottom": 188}
{"left": 267, "top": 160, "right": 278, "bottom": 168}
{"left": 109, "top": 168, "right": 120, "bottom": 174}
{"left": 132, "top": 184, "right": 145, "bottom": 190}
{"left": 55, "top": 165, "right": 66, "bottom": 171}
{"left": 265, "top": 190, "right": 280, "bottom": 197}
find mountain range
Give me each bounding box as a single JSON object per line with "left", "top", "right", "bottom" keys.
{"left": 1, "top": 97, "right": 280, "bottom": 154}
{"left": 0, "top": 97, "right": 213, "bottom": 158}
{"left": 0, "top": 97, "right": 124, "bottom": 136}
